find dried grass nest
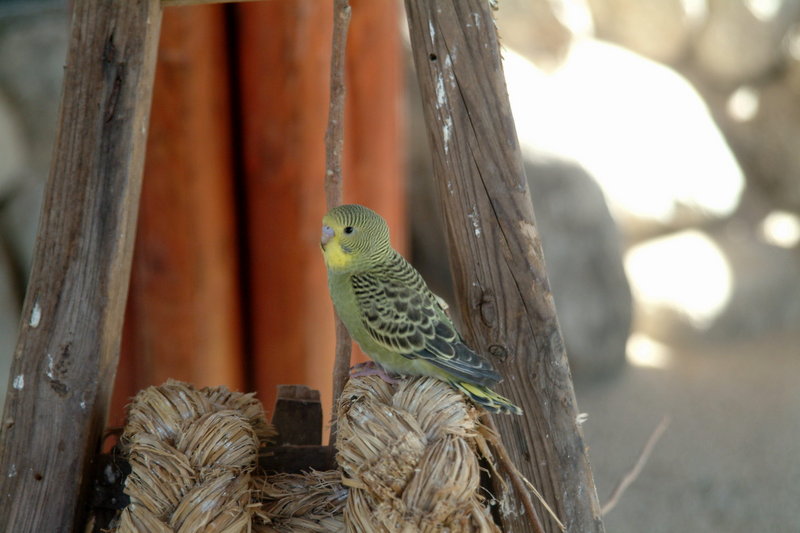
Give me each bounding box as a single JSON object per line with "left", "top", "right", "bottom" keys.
{"left": 111, "top": 376, "right": 502, "bottom": 532}
{"left": 112, "top": 380, "right": 276, "bottom": 532}
{"left": 334, "top": 375, "right": 500, "bottom": 532}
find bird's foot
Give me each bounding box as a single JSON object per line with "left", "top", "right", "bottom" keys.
{"left": 349, "top": 361, "right": 399, "bottom": 384}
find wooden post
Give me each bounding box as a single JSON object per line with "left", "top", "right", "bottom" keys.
{"left": 329, "top": 0, "right": 406, "bottom": 438}
{"left": 404, "top": 2, "right": 605, "bottom": 532}
{"left": 325, "top": 0, "right": 353, "bottom": 443}
{"left": 235, "top": 0, "right": 404, "bottom": 423}
{"left": 112, "top": 4, "right": 244, "bottom": 427}
{"left": 0, "top": 1, "right": 163, "bottom": 531}
{"left": 343, "top": 0, "right": 406, "bottom": 257}
{"left": 234, "top": 0, "right": 337, "bottom": 418}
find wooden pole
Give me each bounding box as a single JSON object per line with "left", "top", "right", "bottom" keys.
{"left": 404, "top": 2, "right": 605, "bottom": 532}
{"left": 235, "top": 0, "right": 337, "bottom": 416}
{"left": 0, "top": 1, "right": 162, "bottom": 531}
{"left": 235, "top": 0, "right": 404, "bottom": 427}
{"left": 325, "top": 0, "right": 352, "bottom": 443}
{"left": 343, "top": 0, "right": 407, "bottom": 259}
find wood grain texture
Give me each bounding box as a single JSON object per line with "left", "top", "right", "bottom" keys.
{"left": 326, "top": 0, "right": 353, "bottom": 442}
{"left": 235, "top": 0, "right": 336, "bottom": 418}
{"left": 113, "top": 4, "right": 243, "bottom": 427}
{"left": 272, "top": 384, "right": 323, "bottom": 446}
{"left": 404, "top": 2, "right": 605, "bottom": 532}
{"left": 0, "top": 1, "right": 162, "bottom": 531}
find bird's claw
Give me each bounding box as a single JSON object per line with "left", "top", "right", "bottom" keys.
{"left": 349, "top": 361, "right": 399, "bottom": 384}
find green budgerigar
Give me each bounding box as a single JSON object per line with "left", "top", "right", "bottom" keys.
{"left": 321, "top": 204, "right": 522, "bottom": 415}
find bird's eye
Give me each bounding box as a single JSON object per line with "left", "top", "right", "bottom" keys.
{"left": 344, "top": 226, "right": 354, "bottom": 235}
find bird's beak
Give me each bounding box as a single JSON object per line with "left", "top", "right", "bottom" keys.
{"left": 321, "top": 225, "right": 335, "bottom": 247}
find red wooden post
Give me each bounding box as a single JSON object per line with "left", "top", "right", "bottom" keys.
{"left": 235, "top": 0, "right": 336, "bottom": 417}
{"left": 113, "top": 5, "right": 244, "bottom": 425}
{"left": 344, "top": 0, "right": 407, "bottom": 253}
{"left": 236, "top": 0, "right": 404, "bottom": 421}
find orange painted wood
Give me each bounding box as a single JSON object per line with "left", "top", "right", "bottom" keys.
{"left": 236, "top": 0, "right": 335, "bottom": 418}
{"left": 345, "top": 0, "right": 406, "bottom": 255}
{"left": 236, "top": 0, "right": 404, "bottom": 420}
{"left": 113, "top": 5, "right": 244, "bottom": 426}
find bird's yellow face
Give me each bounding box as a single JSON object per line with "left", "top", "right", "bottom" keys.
{"left": 320, "top": 216, "right": 356, "bottom": 271}
{"left": 321, "top": 204, "right": 391, "bottom": 273}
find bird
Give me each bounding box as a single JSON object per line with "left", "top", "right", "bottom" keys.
{"left": 320, "top": 203, "right": 522, "bottom": 415}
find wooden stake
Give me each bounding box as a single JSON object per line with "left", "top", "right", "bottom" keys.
{"left": 0, "top": 1, "right": 163, "bottom": 530}
{"left": 115, "top": 4, "right": 244, "bottom": 425}
{"left": 404, "top": 2, "right": 605, "bottom": 531}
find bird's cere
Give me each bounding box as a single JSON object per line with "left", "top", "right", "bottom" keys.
{"left": 321, "top": 224, "right": 335, "bottom": 246}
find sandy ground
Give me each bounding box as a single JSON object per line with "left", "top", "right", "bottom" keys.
{"left": 574, "top": 332, "right": 800, "bottom": 533}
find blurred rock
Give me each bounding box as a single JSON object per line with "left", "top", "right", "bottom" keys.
{"left": 0, "top": 237, "right": 21, "bottom": 410}
{"left": 629, "top": 213, "right": 800, "bottom": 344}
{"left": 0, "top": 5, "right": 65, "bottom": 294}
{"left": 0, "top": 89, "right": 26, "bottom": 199}
{"left": 587, "top": 0, "right": 699, "bottom": 64}
{"left": 527, "top": 157, "right": 632, "bottom": 376}
{"left": 503, "top": 41, "right": 745, "bottom": 239}
{"left": 694, "top": 62, "right": 800, "bottom": 213}
{"left": 693, "top": 0, "right": 800, "bottom": 86}
{"left": 407, "top": 69, "right": 632, "bottom": 376}
{"left": 0, "top": 179, "right": 44, "bottom": 280}
{"left": 494, "top": 0, "right": 575, "bottom": 69}
{"left": 582, "top": 0, "right": 800, "bottom": 221}
{"left": 714, "top": 223, "right": 800, "bottom": 340}
{"left": 0, "top": 7, "right": 67, "bottom": 178}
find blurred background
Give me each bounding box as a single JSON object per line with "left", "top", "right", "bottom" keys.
{"left": 0, "top": 0, "right": 798, "bottom": 531}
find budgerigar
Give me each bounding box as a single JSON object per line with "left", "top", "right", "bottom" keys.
{"left": 321, "top": 204, "right": 522, "bottom": 415}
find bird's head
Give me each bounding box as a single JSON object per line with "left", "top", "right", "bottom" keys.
{"left": 321, "top": 204, "right": 392, "bottom": 273}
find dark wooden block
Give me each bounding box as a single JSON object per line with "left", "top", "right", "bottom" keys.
{"left": 271, "top": 384, "right": 323, "bottom": 446}
{"left": 259, "top": 445, "right": 337, "bottom": 474}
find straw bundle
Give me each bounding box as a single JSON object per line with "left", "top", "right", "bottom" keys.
{"left": 110, "top": 377, "right": 502, "bottom": 531}
{"left": 114, "top": 380, "right": 275, "bottom": 532}
{"left": 335, "top": 375, "right": 501, "bottom": 532}
{"left": 253, "top": 470, "right": 347, "bottom": 532}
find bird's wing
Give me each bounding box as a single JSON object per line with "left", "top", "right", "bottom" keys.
{"left": 351, "top": 269, "right": 501, "bottom": 386}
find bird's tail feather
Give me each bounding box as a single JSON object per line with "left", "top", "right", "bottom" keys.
{"left": 451, "top": 381, "right": 523, "bottom": 415}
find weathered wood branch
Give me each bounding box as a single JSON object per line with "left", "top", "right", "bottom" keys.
{"left": 326, "top": 0, "right": 352, "bottom": 444}
{"left": 0, "top": 1, "right": 163, "bottom": 531}
{"left": 404, "top": 2, "right": 605, "bottom": 532}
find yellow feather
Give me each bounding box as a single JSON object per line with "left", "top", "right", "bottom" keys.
{"left": 322, "top": 239, "right": 354, "bottom": 271}
{"left": 321, "top": 218, "right": 356, "bottom": 271}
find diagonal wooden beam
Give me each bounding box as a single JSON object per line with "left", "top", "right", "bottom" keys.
{"left": 0, "top": 1, "right": 162, "bottom": 531}
{"left": 404, "top": 1, "right": 605, "bottom": 532}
